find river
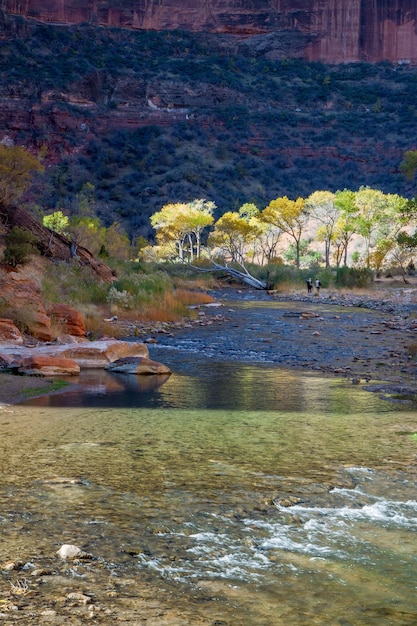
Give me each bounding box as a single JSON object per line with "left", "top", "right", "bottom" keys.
{"left": 1, "top": 298, "right": 416, "bottom": 624}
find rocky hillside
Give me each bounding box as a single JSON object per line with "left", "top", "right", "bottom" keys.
{"left": 0, "top": 203, "right": 114, "bottom": 281}
{"left": 0, "top": 14, "right": 416, "bottom": 239}
{"left": 2, "top": 0, "right": 416, "bottom": 64}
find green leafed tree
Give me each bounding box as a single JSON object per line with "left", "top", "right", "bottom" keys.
{"left": 42, "top": 210, "right": 70, "bottom": 235}
{"left": 400, "top": 150, "right": 417, "bottom": 181}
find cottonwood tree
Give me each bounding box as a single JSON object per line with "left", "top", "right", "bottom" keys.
{"left": 353, "top": 187, "right": 388, "bottom": 267}
{"left": 390, "top": 235, "right": 416, "bottom": 282}
{"left": 306, "top": 190, "right": 339, "bottom": 268}
{"left": 151, "top": 200, "right": 214, "bottom": 262}
{"left": 256, "top": 221, "right": 282, "bottom": 264}
{"left": 209, "top": 211, "right": 263, "bottom": 267}
{"left": 207, "top": 210, "right": 266, "bottom": 288}
{"left": 43, "top": 210, "right": 70, "bottom": 236}
{"left": 104, "top": 222, "right": 132, "bottom": 260}
{"left": 356, "top": 189, "right": 407, "bottom": 269}
{"left": 68, "top": 216, "right": 106, "bottom": 257}
{"left": 261, "top": 196, "right": 308, "bottom": 269}
{"left": 0, "top": 145, "right": 44, "bottom": 204}
{"left": 185, "top": 199, "right": 215, "bottom": 259}
{"left": 333, "top": 189, "right": 358, "bottom": 267}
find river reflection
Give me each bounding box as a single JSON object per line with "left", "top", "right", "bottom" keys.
{"left": 2, "top": 354, "right": 416, "bottom": 625}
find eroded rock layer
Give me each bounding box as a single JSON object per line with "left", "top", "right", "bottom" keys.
{"left": 1, "top": 0, "right": 416, "bottom": 63}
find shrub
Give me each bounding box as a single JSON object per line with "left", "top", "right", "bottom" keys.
{"left": 3, "top": 227, "right": 38, "bottom": 267}
{"left": 335, "top": 267, "right": 374, "bottom": 288}
{"left": 0, "top": 297, "right": 36, "bottom": 335}
{"left": 41, "top": 262, "right": 110, "bottom": 306}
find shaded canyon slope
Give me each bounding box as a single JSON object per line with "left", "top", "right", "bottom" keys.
{"left": 1, "top": 0, "right": 417, "bottom": 64}
{"left": 0, "top": 4, "right": 416, "bottom": 239}
{"left": 0, "top": 203, "right": 114, "bottom": 281}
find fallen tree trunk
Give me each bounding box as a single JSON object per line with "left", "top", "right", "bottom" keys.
{"left": 189, "top": 260, "right": 267, "bottom": 289}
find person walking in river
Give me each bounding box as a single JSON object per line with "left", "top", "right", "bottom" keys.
{"left": 306, "top": 277, "right": 313, "bottom": 294}
{"left": 315, "top": 278, "right": 321, "bottom": 294}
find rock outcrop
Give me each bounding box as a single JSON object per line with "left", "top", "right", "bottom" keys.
{"left": 43, "top": 339, "right": 149, "bottom": 368}
{"left": 0, "top": 319, "right": 23, "bottom": 344}
{"left": 0, "top": 339, "right": 171, "bottom": 378}
{"left": 2, "top": 0, "right": 416, "bottom": 64}
{"left": 0, "top": 273, "right": 53, "bottom": 341}
{"left": 47, "top": 304, "right": 86, "bottom": 338}
{"left": 15, "top": 355, "right": 80, "bottom": 376}
{"left": 105, "top": 356, "right": 172, "bottom": 375}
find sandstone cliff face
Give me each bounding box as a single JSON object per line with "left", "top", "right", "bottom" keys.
{"left": 1, "top": 0, "right": 416, "bottom": 64}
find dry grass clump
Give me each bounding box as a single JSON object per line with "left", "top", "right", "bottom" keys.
{"left": 407, "top": 341, "right": 417, "bottom": 359}
{"left": 0, "top": 299, "right": 37, "bottom": 335}
{"left": 114, "top": 288, "right": 215, "bottom": 323}
{"left": 79, "top": 287, "right": 215, "bottom": 338}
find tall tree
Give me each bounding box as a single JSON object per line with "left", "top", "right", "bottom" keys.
{"left": 400, "top": 150, "right": 417, "bottom": 181}
{"left": 209, "top": 211, "right": 262, "bottom": 267}
{"left": 0, "top": 145, "right": 44, "bottom": 204}
{"left": 261, "top": 196, "right": 308, "bottom": 269}
{"left": 150, "top": 200, "right": 214, "bottom": 261}
{"left": 333, "top": 189, "right": 358, "bottom": 266}
{"left": 306, "top": 190, "right": 339, "bottom": 268}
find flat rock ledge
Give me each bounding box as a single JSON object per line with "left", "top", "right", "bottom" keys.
{"left": 15, "top": 355, "right": 80, "bottom": 377}
{"left": 0, "top": 339, "right": 170, "bottom": 376}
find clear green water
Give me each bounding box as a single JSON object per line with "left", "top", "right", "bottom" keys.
{"left": 1, "top": 362, "right": 417, "bottom": 625}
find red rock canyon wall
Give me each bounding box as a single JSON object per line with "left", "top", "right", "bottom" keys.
{"left": 1, "top": 0, "right": 416, "bottom": 63}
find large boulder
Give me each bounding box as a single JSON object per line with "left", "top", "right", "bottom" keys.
{"left": 47, "top": 340, "right": 150, "bottom": 368}
{"left": 16, "top": 355, "right": 80, "bottom": 376}
{"left": 0, "top": 352, "right": 14, "bottom": 369}
{"left": 0, "top": 273, "right": 52, "bottom": 341}
{"left": 47, "top": 304, "right": 86, "bottom": 337}
{"left": 0, "top": 319, "right": 23, "bottom": 344}
{"left": 105, "top": 356, "right": 172, "bottom": 375}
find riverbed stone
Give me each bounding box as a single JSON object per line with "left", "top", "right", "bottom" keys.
{"left": 56, "top": 544, "right": 93, "bottom": 560}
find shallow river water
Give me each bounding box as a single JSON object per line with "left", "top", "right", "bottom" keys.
{"left": 1, "top": 299, "right": 417, "bottom": 625}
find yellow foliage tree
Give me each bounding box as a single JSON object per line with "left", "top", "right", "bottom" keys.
{"left": 150, "top": 200, "right": 214, "bottom": 261}
{"left": 306, "top": 190, "right": 338, "bottom": 268}
{"left": 261, "top": 196, "right": 308, "bottom": 269}
{"left": 0, "top": 145, "right": 44, "bottom": 204}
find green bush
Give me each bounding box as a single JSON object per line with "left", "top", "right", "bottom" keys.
{"left": 112, "top": 270, "right": 172, "bottom": 307}
{"left": 41, "top": 262, "right": 110, "bottom": 306}
{"left": 335, "top": 267, "right": 374, "bottom": 288}
{"left": 3, "top": 227, "right": 38, "bottom": 267}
